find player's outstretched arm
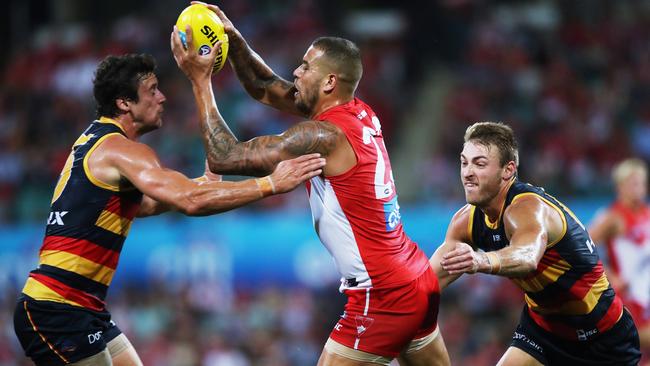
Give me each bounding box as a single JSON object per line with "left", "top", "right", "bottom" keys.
{"left": 100, "top": 136, "right": 324, "bottom": 217}
{"left": 192, "top": 1, "right": 302, "bottom": 116}
{"left": 137, "top": 161, "right": 222, "bottom": 217}
{"left": 442, "top": 196, "right": 548, "bottom": 277}
{"left": 588, "top": 208, "right": 621, "bottom": 244}
{"left": 430, "top": 205, "right": 473, "bottom": 290}
{"left": 171, "top": 26, "right": 339, "bottom": 177}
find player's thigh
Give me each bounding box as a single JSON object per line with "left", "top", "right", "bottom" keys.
{"left": 108, "top": 334, "right": 143, "bottom": 366}
{"left": 68, "top": 348, "right": 112, "bottom": 366}
{"left": 318, "top": 347, "right": 386, "bottom": 366}
{"left": 318, "top": 338, "right": 392, "bottom": 366}
{"left": 497, "top": 346, "right": 543, "bottom": 366}
{"left": 397, "top": 330, "right": 450, "bottom": 366}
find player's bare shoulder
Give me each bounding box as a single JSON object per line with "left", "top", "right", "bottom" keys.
{"left": 504, "top": 193, "right": 563, "bottom": 242}
{"left": 87, "top": 133, "right": 161, "bottom": 188}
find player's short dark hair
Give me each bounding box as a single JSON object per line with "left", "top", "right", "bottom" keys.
{"left": 464, "top": 122, "right": 519, "bottom": 167}
{"left": 311, "top": 37, "right": 363, "bottom": 91}
{"left": 93, "top": 54, "right": 156, "bottom": 118}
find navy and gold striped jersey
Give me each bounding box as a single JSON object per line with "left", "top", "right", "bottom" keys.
{"left": 468, "top": 180, "right": 623, "bottom": 341}
{"left": 22, "top": 117, "right": 142, "bottom": 312}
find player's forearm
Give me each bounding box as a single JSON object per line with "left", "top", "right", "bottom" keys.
{"left": 136, "top": 196, "right": 171, "bottom": 217}
{"left": 226, "top": 30, "right": 299, "bottom": 115}
{"left": 190, "top": 80, "right": 270, "bottom": 176}
{"left": 226, "top": 30, "right": 277, "bottom": 100}
{"left": 181, "top": 178, "right": 273, "bottom": 216}
{"left": 478, "top": 245, "right": 540, "bottom": 277}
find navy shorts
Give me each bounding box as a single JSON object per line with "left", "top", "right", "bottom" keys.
{"left": 511, "top": 306, "right": 641, "bottom": 366}
{"left": 13, "top": 295, "right": 121, "bottom": 366}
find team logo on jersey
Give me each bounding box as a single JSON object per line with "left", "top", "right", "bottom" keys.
{"left": 59, "top": 340, "right": 77, "bottom": 353}
{"left": 383, "top": 196, "right": 401, "bottom": 231}
{"left": 355, "top": 315, "right": 374, "bottom": 335}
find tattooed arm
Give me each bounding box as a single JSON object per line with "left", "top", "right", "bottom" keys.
{"left": 171, "top": 24, "right": 340, "bottom": 176}
{"left": 203, "top": 3, "right": 303, "bottom": 116}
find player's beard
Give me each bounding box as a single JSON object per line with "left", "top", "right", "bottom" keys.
{"left": 295, "top": 87, "right": 319, "bottom": 117}
{"left": 465, "top": 173, "right": 502, "bottom": 207}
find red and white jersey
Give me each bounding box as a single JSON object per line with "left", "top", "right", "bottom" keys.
{"left": 307, "top": 98, "right": 429, "bottom": 292}
{"left": 608, "top": 202, "right": 650, "bottom": 309}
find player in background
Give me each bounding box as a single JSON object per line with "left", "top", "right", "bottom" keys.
{"left": 430, "top": 122, "right": 641, "bottom": 365}
{"left": 589, "top": 158, "right": 650, "bottom": 365}
{"left": 170, "top": 4, "right": 450, "bottom": 365}
{"left": 13, "top": 53, "right": 324, "bottom": 366}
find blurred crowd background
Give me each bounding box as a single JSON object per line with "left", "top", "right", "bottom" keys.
{"left": 1, "top": 0, "right": 648, "bottom": 365}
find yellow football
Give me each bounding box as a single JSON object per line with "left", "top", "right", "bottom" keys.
{"left": 176, "top": 4, "right": 229, "bottom": 73}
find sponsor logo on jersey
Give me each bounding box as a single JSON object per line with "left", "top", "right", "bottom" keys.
{"left": 87, "top": 330, "right": 103, "bottom": 344}
{"left": 576, "top": 328, "right": 598, "bottom": 341}
{"left": 383, "top": 196, "right": 401, "bottom": 232}
{"left": 513, "top": 331, "right": 544, "bottom": 352}
{"left": 47, "top": 211, "right": 69, "bottom": 225}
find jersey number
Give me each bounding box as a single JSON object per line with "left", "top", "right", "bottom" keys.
{"left": 362, "top": 116, "right": 394, "bottom": 199}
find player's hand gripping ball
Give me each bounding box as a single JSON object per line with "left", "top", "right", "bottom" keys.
{"left": 176, "top": 4, "right": 229, "bottom": 73}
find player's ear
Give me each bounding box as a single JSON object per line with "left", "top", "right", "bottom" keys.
{"left": 323, "top": 74, "right": 336, "bottom": 93}
{"left": 115, "top": 98, "right": 131, "bottom": 113}
{"left": 503, "top": 161, "right": 517, "bottom": 181}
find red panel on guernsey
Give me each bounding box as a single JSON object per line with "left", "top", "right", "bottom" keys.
{"left": 311, "top": 98, "right": 429, "bottom": 289}
{"left": 522, "top": 248, "right": 561, "bottom": 280}
{"left": 40, "top": 236, "right": 120, "bottom": 269}
{"left": 567, "top": 263, "right": 604, "bottom": 300}
{"left": 527, "top": 295, "right": 622, "bottom": 340}
{"left": 103, "top": 195, "right": 141, "bottom": 218}
{"left": 29, "top": 273, "right": 105, "bottom": 311}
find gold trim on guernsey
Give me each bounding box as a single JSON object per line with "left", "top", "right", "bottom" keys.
{"left": 39, "top": 250, "right": 115, "bottom": 286}
{"left": 83, "top": 133, "right": 124, "bottom": 191}
{"left": 95, "top": 209, "right": 133, "bottom": 237}
{"left": 22, "top": 277, "right": 83, "bottom": 308}
{"left": 98, "top": 116, "right": 126, "bottom": 133}
{"left": 467, "top": 205, "right": 476, "bottom": 244}
{"left": 512, "top": 257, "right": 572, "bottom": 293}
{"left": 523, "top": 273, "right": 609, "bottom": 315}
{"left": 511, "top": 192, "right": 567, "bottom": 248}
{"left": 483, "top": 178, "right": 516, "bottom": 230}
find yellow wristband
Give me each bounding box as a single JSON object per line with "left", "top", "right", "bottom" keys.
{"left": 485, "top": 252, "right": 501, "bottom": 274}
{"left": 255, "top": 176, "right": 276, "bottom": 197}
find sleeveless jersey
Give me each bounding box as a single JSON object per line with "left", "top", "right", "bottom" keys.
{"left": 308, "top": 98, "right": 429, "bottom": 291}
{"left": 22, "top": 117, "right": 142, "bottom": 312}
{"left": 607, "top": 202, "right": 650, "bottom": 310}
{"left": 468, "top": 180, "right": 623, "bottom": 341}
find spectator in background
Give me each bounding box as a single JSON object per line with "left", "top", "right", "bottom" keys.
{"left": 589, "top": 158, "right": 650, "bottom": 365}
